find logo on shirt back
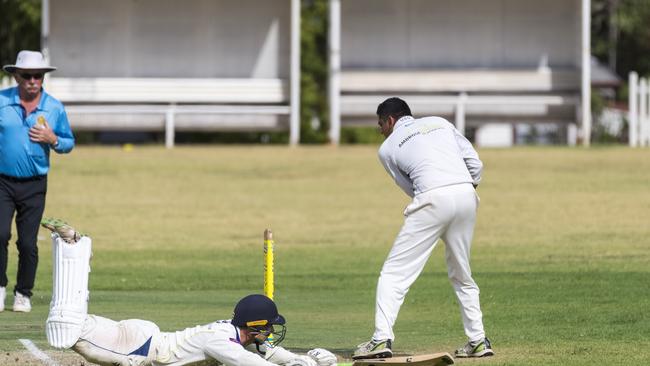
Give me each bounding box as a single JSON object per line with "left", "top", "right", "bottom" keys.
{"left": 398, "top": 121, "right": 447, "bottom": 148}
{"left": 398, "top": 132, "right": 421, "bottom": 147}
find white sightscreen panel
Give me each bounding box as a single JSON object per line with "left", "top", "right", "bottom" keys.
{"left": 49, "top": 0, "right": 131, "bottom": 76}
{"left": 49, "top": 0, "right": 290, "bottom": 78}
{"left": 341, "top": 0, "right": 580, "bottom": 69}
{"left": 341, "top": 0, "right": 410, "bottom": 68}
{"left": 503, "top": 0, "right": 580, "bottom": 68}
{"left": 409, "top": 0, "right": 504, "bottom": 68}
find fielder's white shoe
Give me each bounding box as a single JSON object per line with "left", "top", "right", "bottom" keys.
{"left": 352, "top": 339, "right": 393, "bottom": 360}
{"left": 13, "top": 292, "right": 32, "bottom": 312}
{"left": 454, "top": 337, "right": 494, "bottom": 358}
{"left": 0, "top": 286, "right": 5, "bottom": 312}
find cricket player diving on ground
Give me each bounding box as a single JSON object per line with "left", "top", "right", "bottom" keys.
{"left": 41, "top": 218, "right": 338, "bottom": 366}
{"left": 353, "top": 98, "right": 493, "bottom": 360}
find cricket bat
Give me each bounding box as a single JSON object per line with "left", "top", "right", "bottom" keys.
{"left": 352, "top": 353, "right": 454, "bottom": 366}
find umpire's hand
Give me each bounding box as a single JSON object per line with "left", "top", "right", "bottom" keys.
{"left": 29, "top": 119, "right": 58, "bottom": 146}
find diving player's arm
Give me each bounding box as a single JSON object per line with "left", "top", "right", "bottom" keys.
{"left": 204, "top": 337, "right": 281, "bottom": 366}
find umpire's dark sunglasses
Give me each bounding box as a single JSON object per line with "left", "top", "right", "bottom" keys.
{"left": 19, "top": 72, "right": 44, "bottom": 80}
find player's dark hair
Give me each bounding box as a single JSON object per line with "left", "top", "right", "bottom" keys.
{"left": 376, "top": 97, "right": 412, "bottom": 121}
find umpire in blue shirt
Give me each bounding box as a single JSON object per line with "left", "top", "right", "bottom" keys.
{"left": 0, "top": 50, "right": 74, "bottom": 312}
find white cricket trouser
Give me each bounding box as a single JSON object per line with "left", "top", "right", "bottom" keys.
{"left": 373, "top": 183, "right": 485, "bottom": 342}
{"left": 72, "top": 314, "right": 160, "bottom": 366}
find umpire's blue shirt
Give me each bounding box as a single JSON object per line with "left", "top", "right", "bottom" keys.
{"left": 0, "top": 86, "right": 74, "bottom": 178}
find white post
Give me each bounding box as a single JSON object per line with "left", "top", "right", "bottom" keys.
{"left": 41, "top": 0, "right": 51, "bottom": 84}
{"left": 629, "top": 72, "right": 638, "bottom": 147}
{"left": 567, "top": 123, "right": 578, "bottom": 146}
{"left": 639, "top": 79, "right": 647, "bottom": 148}
{"left": 644, "top": 78, "right": 650, "bottom": 147}
{"left": 41, "top": 0, "right": 50, "bottom": 61}
{"left": 328, "top": 0, "right": 341, "bottom": 145}
{"left": 289, "top": 0, "right": 301, "bottom": 146}
{"left": 455, "top": 92, "right": 467, "bottom": 135}
{"left": 165, "top": 104, "right": 176, "bottom": 149}
{"left": 581, "top": 0, "right": 592, "bottom": 146}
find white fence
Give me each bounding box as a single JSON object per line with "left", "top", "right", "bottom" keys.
{"left": 628, "top": 72, "right": 650, "bottom": 147}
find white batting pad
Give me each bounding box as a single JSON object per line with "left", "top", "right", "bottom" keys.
{"left": 46, "top": 235, "right": 92, "bottom": 349}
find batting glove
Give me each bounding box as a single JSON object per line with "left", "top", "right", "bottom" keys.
{"left": 265, "top": 346, "right": 298, "bottom": 364}
{"left": 308, "top": 348, "right": 337, "bottom": 366}
{"left": 41, "top": 217, "right": 83, "bottom": 244}
{"left": 286, "top": 356, "right": 318, "bottom": 366}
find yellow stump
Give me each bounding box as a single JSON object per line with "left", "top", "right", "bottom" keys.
{"left": 263, "top": 229, "right": 274, "bottom": 300}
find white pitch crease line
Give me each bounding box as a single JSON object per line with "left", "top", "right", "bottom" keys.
{"left": 18, "top": 339, "right": 59, "bottom": 366}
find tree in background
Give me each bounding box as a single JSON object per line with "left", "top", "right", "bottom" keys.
{"left": 591, "top": 0, "right": 650, "bottom": 143}
{"left": 592, "top": 0, "right": 650, "bottom": 79}
{"left": 300, "top": 0, "right": 330, "bottom": 143}
{"left": 0, "top": 0, "right": 41, "bottom": 76}
{"left": 615, "top": 0, "right": 650, "bottom": 78}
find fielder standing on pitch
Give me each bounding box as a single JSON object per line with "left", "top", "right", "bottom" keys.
{"left": 0, "top": 50, "right": 74, "bottom": 312}
{"left": 353, "top": 98, "right": 493, "bottom": 360}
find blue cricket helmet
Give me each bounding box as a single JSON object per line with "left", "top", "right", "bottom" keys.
{"left": 232, "top": 294, "right": 286, "bottom": 328}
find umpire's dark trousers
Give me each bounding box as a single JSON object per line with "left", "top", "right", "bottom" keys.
{"left": 0, "top": 174, "right": 47, "bottom": 297}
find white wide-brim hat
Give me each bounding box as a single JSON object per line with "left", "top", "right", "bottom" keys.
{"left": 3, "top": 50, "right": 57, "bottom": 74}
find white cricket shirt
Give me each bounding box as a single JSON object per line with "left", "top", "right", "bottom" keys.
{"left": 378, "top": 116, "right": 483, "bottom": 197}
{"left": 151, "top": 320, "right": 288, "bottom": 366}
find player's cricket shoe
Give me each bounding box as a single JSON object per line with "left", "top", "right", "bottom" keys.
{"left": 352, "top": 339, "right": 393, "bottom": 360}
{"left": 0, "top": 286, "right": 5, "bottom": 312}
{"left": 40, "top": 217, "right": 83, "bottom": 244}
{"left": 13, "top": 292, "right": 31, "bottom": 312}
{"left": 454, "top": 337, "right": 494, "bottom": 358}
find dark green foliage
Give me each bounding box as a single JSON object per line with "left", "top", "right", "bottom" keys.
{"left": 0, "top": 0, "right": 41, "bottom": 77}
{"left": 168, "top": 131, "right": 289, "bottom": 144}
{"left": 592, "top": 0, "right": 650, "bottom": 78}
{"left": 615, "top": 0, "right": 650, "bottom": 78}
{"left": 300, "top": 0, "right": 330, "bottom": 143}
{"left": 340, "top": 126, "right": 384, "bottom": 144}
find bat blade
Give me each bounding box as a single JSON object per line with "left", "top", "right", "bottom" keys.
{"left": 353, "top": 353, "right": 454, "bottom": 366}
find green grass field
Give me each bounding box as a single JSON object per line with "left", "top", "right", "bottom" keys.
{"left": 1, "top": 146, "right": 649, "bottom": 365}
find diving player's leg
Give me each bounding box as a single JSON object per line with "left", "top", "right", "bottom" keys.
{"left": 42, "top": 218, "right": 160, "bottom": 365}
{"left": 43, "top": 218, "right": 92, "bottom": 349}
{"left": 73, "top": 315, "right": 159, "bottom": 366}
